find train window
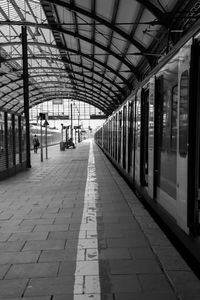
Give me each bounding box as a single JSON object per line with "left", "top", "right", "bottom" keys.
{"left": 128, "top": 101, "right": 134, "bottom": 173}
{"left": 157, "top": 72, "right": 178, "bottom": 199}
{"left": 21, "top": 117, "right": 26, "bottom": 162}
{"left": 179, "top": 70, "right": 189, "bottom": 157}
{"left": 0, "top": 112, "right": 6, "bottom": 171}
{"left": 115, "top": 115, "right": 117, "bottom": 160}
{"left": 15, "top": 116, "right": 20, "bottom": 164}
{"left": 141, "top": 89, "right": 149, "bottom": 186}
{"left": 7, "top": 113, "right": 14, "bottom": 167}
{"left": 123, "top": 106, "right": 127, "bottom": 169}
{"left": 118, "top": 111, "right": 122, "bottom": 163}
{"left": 171, "top": 85, "right": 178, "bottom": 150}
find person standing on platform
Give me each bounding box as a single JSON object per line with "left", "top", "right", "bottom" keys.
{"left": 33, "top": 135, "right": 39, "bottom": 153}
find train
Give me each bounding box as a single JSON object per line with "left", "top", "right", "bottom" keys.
{"left": 0, "top": 114, "right": 61, "bottom": 179}
{"left": 95, "top": 19, "right": 200, "bottom": 264}
{"left": 30, "top": 122, "right": 61, "bottom": 148}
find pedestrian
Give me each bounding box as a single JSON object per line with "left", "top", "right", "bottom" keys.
{"left": 33, "top": 134, "right": 39, "bottom": 153}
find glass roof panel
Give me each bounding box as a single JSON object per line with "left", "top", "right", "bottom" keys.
{"left": 0, "top": 0, "right": 194, "bottom": 115}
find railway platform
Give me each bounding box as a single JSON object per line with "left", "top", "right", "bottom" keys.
{"left": 0, "top": 139, "right": 199, "bottom": 300}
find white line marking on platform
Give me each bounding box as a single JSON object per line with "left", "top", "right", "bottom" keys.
{"left": 73, "top": 140, "right": 101, "bottom": 299}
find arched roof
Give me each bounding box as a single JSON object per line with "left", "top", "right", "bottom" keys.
{"left": 0, "top": 0, "right": 197, "bottom": 116}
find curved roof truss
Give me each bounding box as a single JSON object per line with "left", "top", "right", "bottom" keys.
{"left": 0, "top": 0, "right": 197, "bottom": 115}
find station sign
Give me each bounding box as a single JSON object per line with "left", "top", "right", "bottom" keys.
{"left": 48, "top": 115, "right": 69, "bottom": 120}
{"left": 90, "top": 114, "right": 107, "bottom": 119}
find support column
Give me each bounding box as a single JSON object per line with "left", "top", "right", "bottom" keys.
{"left": 22, "top": 25, "right": 31, "bottom": 168}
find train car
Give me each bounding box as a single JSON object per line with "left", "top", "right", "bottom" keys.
{"left": 0, "top": 115, "right": 61, "bottom": 180}
{"left": 30, "top": 123, "right": 61, "bottom": 148}
{"left": 0, "top": 111, "right": 27, "bottom": 179}
{"left": 95, "top": 20, "right": 200, "bottom": 264}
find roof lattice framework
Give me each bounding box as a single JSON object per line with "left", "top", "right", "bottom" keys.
{"left": 0, "top": 0, "right": 198, "bottom": 115}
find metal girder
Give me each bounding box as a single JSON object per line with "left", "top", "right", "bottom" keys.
{"left": 6, "top": 65, "right": 124, "bottom": 94}
{"left": 0, "top": 31, "right": 130, "bottom": 86}
{"left": 9, "top": 89, "right": 110, "bottom": 116}
{"left": 23, "top": 91, "right": 109, "bottom": 115}
{"left": 8, "top": 88, "right": 109, "bottom": 113}
{"left": 91, "top": 0, "right": 96, "bottom": 77}
{"left": 100, "top": 0, "right": 120, "bottom": 98}
{"left": 31, "top": 94, "right": 109, "bottom": 113}
{"left": 3, "top": 81, "right": 114, "bottom": 111}
{"left": 2, "top": 82, "right": 113, "bottom": 109}
{"left": 16, "top": 95, "right": 108, "bottom": 115}
{"left": 0, "top": 24, "right": 136, "bottom": 74}
{"left": 29, "top": 74, "right": 118, "bottom": 98}
{"left": 0, "top": 79, "right": 115, "bottom": 114}
{"left": 0, "top": 70, "right": 119, "bottom": 99}
{"left": 41, "top": 0, "right": 152, "bottom": 66}
{"left": 136, "top": 0, "right": 170, "bottom": 27}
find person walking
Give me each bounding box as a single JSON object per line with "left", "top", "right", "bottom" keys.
{"left": 33, "top": 135, "right": 39, "bottom": 153}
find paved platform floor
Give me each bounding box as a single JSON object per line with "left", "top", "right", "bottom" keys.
{"left": 0, "top": 139, "right": 199, "bottom": 300}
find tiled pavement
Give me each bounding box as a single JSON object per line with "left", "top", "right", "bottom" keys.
{"left": 0, "top": 139, "right": 199, "bottom": 299}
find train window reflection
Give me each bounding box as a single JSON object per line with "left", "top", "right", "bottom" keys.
{"left": 179, "top": 70, "right": 189, "bottom": 157}
{"left": 0, "top": 112, "right": 6, "bottom": 170}
{"left": 171, "top": 85, "right": 178, "bottom": 150}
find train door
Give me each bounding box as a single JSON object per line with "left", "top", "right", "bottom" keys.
{"left": 135, "top": 89, "right": 141, "bottom": 185}
{"left": 148, "top": 77, "right": 156, "bottom": 198}
{"left": 118, "top": 111, "right": 122, "bottom": 164}
{"left": 114, "top": 115, "right": 117, "bottom": 161}
{"left": 187, "top": 39, "right": 200, "bottom": 235}
{"left": 141, "top": 87, "right": 149, "bottom": 186}
{"left": 176, "top": 40, "right": 191, "bottom": 233}
{"left": 128, "top": 99, "right": 134, "bottom": 176}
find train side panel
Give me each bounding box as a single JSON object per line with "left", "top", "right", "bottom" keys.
{"left": 176, "top": 39, "right": 192, "bottom": 233}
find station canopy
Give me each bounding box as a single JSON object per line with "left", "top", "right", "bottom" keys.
{"left": 0, "top": 0, "right": 197, "bottom": 116}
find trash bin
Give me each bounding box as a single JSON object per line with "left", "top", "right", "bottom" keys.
{"left": 60, "top": 142, "right": 65, "bottom": 151}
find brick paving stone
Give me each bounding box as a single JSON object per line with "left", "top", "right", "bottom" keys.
{"left": 109, "top": 259, "right": 162, "bottom": 274}
{"left": 9, "top": 231, "right": 49, "bottom": 241}
{"left": 106, "top": 237, "right": 148, "bottom": 248}
{"left": 21, "top": 218, "right": 55, "bottom": 226}
{"left": 39, "top": 249, "right": 85, "bottom": 262}
{"left": 0, "top": 264, "right": 10, "bottom": 279}
{"left": 0, "top": 251, "right": 40, "bottom": 264}
{"left": 0, "top": 241, "right": 25, "bottom": 252}
{"left": 167, "top": 271, "right": 200, "bottom": 293}
{"left": 5, "top": 262, "right": 59, "bottom": 279}
{"left": 0, "top": 219, "right": 22, "bottom": 226}
{"left": 22, "top": 239, "right": 66, "bottom": 251}
{"left": 0, "top": 213, "right": 14, "bottom": 220}
{"left": 0, "top": 279, "right": 28, "bottom": 298}
{"left": 34, "top": 224, "right": 70, "bottom": 232}
{"left": 54, "top": 217, "right": 85, "bottom": 224}
{"left": 114, "top": 291, "right": 177, "bottom": 300}
{"left": 99, "top": 248, "right": 131, "bottom": 260}
{"left": 102, "top": 274, "right": 141, "bottom": 293}
{"left": 3, "top": 296, "right": 51, "bottom": 300}
{"left": 0, "top": 297, "right": 50, "bottom": 300}
{"left": 24, "top": 276, "right": 83, "bottom": 297}
{"left": 0, "top": 233, "right": 11, "bottom": 241}
{"left": 138, "top": 274, "right": 173, "bottom": 292}
{"left": 53, "top": 294, "right": 113, "bottom": 300}
{"left": 0, "top": 225, "right": 34, "bottom": 233}
{"left": 128, "top": 246, "right": 156, "bottom": 260}
{"left": 48, "top": 230, "right": 85, "bottom": 240}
